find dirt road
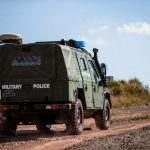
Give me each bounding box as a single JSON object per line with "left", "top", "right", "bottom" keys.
{"left": 0, "top": 104, "right": 150, "bottom": 150}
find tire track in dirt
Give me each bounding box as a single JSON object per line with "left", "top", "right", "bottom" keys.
{"left": 0, "top": 105, "right": 150, "bottom": 150}
{"left": 8, "top": 120, "right": 150, "bottom": 150}
{"left": 25, "top": 121, "right": 150, "bottom": 150}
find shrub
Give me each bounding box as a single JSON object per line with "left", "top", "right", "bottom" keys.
{"left": 108, "top": 78, "right": 150, "bottom": 108}
{"left": 108, "top": 81, "right": 120, "bottom": 88}
{"left": 112, "top": 87, "right": 122, "bottom": 96}
{"left": 128, "top": 78, "right": 142, "bottom": 86}
{"left": 120, "top": 80, "right": 126, "bottom": 85}
{"left": 125, "top": 83, "right": 144, "bottom": 95}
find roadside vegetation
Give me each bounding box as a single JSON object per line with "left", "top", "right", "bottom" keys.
{"left": 108, "top": 78, "right": 150, "bottom": 108}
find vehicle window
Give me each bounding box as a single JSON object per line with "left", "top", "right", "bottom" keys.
{"left": 12, "top": 56, "right": 41, "bottom": 66}
{"left": 80, "top": 58, "right": 87, "bottom": 71}
{"left": 88, "top": 61, "right": 99, "bottom": 82}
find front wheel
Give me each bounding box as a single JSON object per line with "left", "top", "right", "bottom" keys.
{"left": 94, "top": 99, "right": 111, "bottom": 129}
{"left": 65, "top": 99, "right": 84, "bottom": 135}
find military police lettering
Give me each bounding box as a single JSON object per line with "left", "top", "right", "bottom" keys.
{"left": 2, "top": 84, "right": 22, "bottom": 90}
{"left": 33, "top": 84, "right": 50, "bottom": 89}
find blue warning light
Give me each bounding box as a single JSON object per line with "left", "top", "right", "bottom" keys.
{"left": 74, "top": 41, "right": 85, "bottom": 48}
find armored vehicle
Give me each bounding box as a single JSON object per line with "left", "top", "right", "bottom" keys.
{"left": 0, "top": 34, "right": 111, "bottom": 135}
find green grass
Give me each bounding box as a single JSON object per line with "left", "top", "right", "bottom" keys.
{"left": 108, "top": 78, "right": 150, "bottom": 108}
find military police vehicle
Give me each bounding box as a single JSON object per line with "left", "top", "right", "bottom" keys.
{"left": 0, "top": 34, "right": 111, "bottom": 136}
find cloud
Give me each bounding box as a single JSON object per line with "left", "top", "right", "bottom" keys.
{"left": 91, "top": 37, "right": 107, "bottom": 46}
{"left": 117, "top": 22, "right": 150, "bottom": 35}
{"left": 77, "top": 25, "right": 109, "bottom": 48}
{"left": 78, "top": 36, "right": 108, "bottom": 47}
{"left": 89, "top": 25, "right": 109, "bottom": 35}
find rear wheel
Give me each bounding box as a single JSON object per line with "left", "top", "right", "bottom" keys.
{"left": 94, "top": 99, "right": 110, "bottom": 129}
{"left": 0, "top": 118, "right": 17, "bottom": 136}
{"left": 65, "top": 99, "right": 84, "bottom": 135}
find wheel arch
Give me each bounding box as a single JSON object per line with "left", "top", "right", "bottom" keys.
{"left": 104, "top": 92, "right": 112, "bottom": 108}
{"left": 77, "top": 88, "right": 87, "bottom": 109}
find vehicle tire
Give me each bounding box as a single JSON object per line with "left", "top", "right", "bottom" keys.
{"left": 0, "top": 118, "right": 17, "bottom": 136}
{"left": 94, "top": 98, "right": 110, "bottom": 129}
{"left": 65, "top": 99, "right": 84, "bottom": 135}
{"left": 36, "top": 123, "right": 51, "bottom": 133}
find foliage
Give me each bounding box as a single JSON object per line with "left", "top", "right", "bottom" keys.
{"left": 108, "top": 78, "right": 150, "bottom": 108}
{"left": 112, "top": 87, "right": 122, "bottom": 96}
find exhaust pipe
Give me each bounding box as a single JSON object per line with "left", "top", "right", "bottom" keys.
{"left": 93, "top": 48, "right": 106, "bottom": 86}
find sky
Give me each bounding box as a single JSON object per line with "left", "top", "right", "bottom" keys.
{"left": 0, "top": 0, "right": 150, "bottom": 86}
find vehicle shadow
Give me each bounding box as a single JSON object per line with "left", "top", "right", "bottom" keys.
{"left": 0, "top": 127, "right": 92, "bottom": 144}
{"left": 0, "top": 129, "right": 70, "bottom": 144}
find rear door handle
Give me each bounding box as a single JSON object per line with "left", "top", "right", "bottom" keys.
{"left": 84, "top": 84, "right": 88, "bottom": 91}
{"left": 93, "top": 85, "right": 96, "bottom": 91}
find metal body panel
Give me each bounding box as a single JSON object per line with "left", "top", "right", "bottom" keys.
{"left": 0, "top": 42, "right": 106, "bottom": 109}
{"left": 0, "top": 44, "right": 69, "bottom": 103}
{"left": 76, "top": 52, "right": 93, "bottom": 107}
{"left": 86, "top": 56, "right": 104, "bottom": 108}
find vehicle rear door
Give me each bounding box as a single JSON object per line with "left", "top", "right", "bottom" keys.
{"left": 0, "top": 44, "right": 56, "bottom": 102}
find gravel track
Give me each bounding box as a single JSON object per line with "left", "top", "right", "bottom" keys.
{"left": 0, "top": 104, "right": 150, "bottom": 150}
{"left": 66, "top": 124, "right": 150, "bottom": 150}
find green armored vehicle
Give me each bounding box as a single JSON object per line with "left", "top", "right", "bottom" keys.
{"left": 0, "top": 34, "right": 111, "bottom": 135}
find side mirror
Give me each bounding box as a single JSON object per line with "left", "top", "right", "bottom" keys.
{"left": 106, "top": 76, "right": 113, "bottom": 82}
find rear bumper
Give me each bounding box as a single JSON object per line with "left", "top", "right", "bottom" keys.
{"left": 0, "top": 103, "right": 72, "bottom": 111}
{"left": 0, "top": 103, "right": 72, "bottom": 124}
